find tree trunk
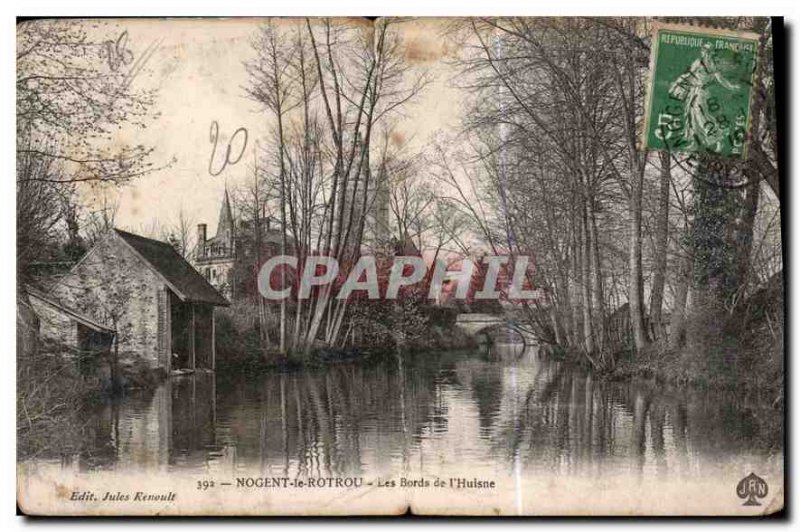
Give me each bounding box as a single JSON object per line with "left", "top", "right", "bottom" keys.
{"left": 581, "top": 199, "right": 594, "bottom": 355}
{"left": 649, "top": 151, "right": 671, "bottom": 342}
{"left": 686, "top": 163, "right": 740, "bottom": 362}
{"left": 589, "top": 200, "right": 605, "bottom": 356}
{"left": 570, "top": 207, "right": 583, "bottom": 348}
{"left": 110, "top": 333, "right": 121, "bottom": 393}
{"left": 629, "top": 162, "right": 649, "bottom": 352}
{"left": 733, "top": 180, "right": 760, "bottom": 298}
{"left": 277, "top": 107, "right": 288, "bottom": 355}
{"left": 669, "top": 251, "right": 691, "bottom": 350}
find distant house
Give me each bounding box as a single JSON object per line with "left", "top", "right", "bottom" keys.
{"left": 194, "top": 190, "right": 289, "bottom": 299}
{"left": 44, "top": 228, "right": 228, "bottom": 374}
{"left": 194, "top": 190, "right": 238, "bottom": 297}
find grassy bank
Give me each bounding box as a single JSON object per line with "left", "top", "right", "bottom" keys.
{"left": 17, "top": 341, "right": 107, "bottom": 460}
{"left": 606, "top": 343, "right": 783, "bottom": 401}
{"left": 17, "top": 332, "right": 169, "bottom": 459}
{"left": 214, "top": 323, "right": 478, "bottom": 374}
{"left": 214, "top": 303, "right": 478, "bottom": 374}
{"left": 551, "top": 277, "right": 785, "bottom": 404}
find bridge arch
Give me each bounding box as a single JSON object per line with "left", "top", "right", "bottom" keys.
{"left": 454, "top": 313, "right": 533, "bottom": 345}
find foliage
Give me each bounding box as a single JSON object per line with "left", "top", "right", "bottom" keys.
{"left": 16, "top": 20, "right": 160, "bottom": 281}
{"left": 437, "top": 17, "right": 781, "bottom": 384}
{"left": 17, "top": 331, "right": 106, "bottom": 460}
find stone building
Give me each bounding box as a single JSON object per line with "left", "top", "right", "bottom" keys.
{"left": 194, "top": 191, "right": 237, "bottom": 297}
{"left": 24, "top": 287, "right": 115, "bottom": 360}
{"left": 46, "top": 228, "right": 228, "bottom": 374}
{"left": 194, "top": 191, "right": 288, "bottom": 299}
{"left": 194, "top": 184, "right": 390, "bottom": 299}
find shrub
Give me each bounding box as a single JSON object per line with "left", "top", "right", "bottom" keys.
{"left": 17, "top": 339, "right": 105, "bottom": 459}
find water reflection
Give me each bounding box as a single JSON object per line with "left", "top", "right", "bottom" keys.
{"left": 52, "top": 346, "right": 782, "bottom": 481}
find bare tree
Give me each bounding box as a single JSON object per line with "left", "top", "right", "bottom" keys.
{"left": 17, "top": 20, "right": 160, "bottom": 280}
{"left": 244, "top": 18, "right": 429, "bottom": 356}
{"left": 162, "top": 208, "right": 196, "bottom": 259}
{"left": 17, "top": 20, "right": 159, "bottom": 186}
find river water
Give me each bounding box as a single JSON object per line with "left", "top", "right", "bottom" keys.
{"left": 46, "top": 344, "right": 781, "bottom": 487}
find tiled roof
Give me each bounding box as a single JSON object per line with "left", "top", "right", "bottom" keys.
{"left": 114, "top": 229, "right": 229, "bottom": 306}
{"left": 25, "top": 287, "right": 115, "bottom": 333}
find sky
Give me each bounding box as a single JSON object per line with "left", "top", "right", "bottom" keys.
{"left": 81, "top": 18, "right": 465, "bottom": 240}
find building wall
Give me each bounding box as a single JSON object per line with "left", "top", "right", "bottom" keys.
{"left": 194, "top": 257, "right": 234, "bottom": 297}
{"left": 28, "top": 296, "right": 78, "bottom": 348}
{"left": 52, "top": 234, "right": 166, "bottom": 370}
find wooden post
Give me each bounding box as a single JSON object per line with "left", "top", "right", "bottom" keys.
{"left": 165, "top": 289, "right": 172, "bottom": 374}
{"left": 211, "top": 307, "right": 216, "bottom": 371}
{"left": 191, "top": 304, "right": 196, "bottom": 371}
{"left": 158, "top": 287, "right": 172, "bottom": 373}
{"left": 211, "top": 372, "right": 217, "bottom": 426}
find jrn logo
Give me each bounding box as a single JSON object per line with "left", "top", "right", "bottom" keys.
{"left": 736, "top": 473, "right": 768, "bottom": 506}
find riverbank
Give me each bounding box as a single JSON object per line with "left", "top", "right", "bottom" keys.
{"left": 17, "top": 342, "right": 106, "bottom": 459}
{"left": 599, "top": 343, "right": 784, "bottom": 406}
{"left": 214, "top": 321, "right": 479, "bottom": 374}
{"left": 537, "top": 338, "right": 783, "bottom": 405}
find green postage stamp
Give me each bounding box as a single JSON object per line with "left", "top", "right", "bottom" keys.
{"left": 643, "top": 23, "right": 760, "bottom": 159}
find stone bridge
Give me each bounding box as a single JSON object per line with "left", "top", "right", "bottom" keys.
{"left": 454, "top": 313, "right": 536, "bottom": 344}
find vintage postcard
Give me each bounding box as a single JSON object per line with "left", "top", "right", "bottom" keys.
{"left": 16, "top": 16, "right": 783, "bottom": 516}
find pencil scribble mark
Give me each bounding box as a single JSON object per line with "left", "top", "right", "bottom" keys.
{"left": 122, "top": 36, "right": 163, "bottom": 90}
{"left": 208, "top": 121, "right": 248, "bottom": 177}
{"left": 103, "top": 31, "right": 134, "bottom": 72}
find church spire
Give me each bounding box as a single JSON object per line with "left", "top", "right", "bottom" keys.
{"left": 216, "top": 187, "right": 234, "bottom": 250}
